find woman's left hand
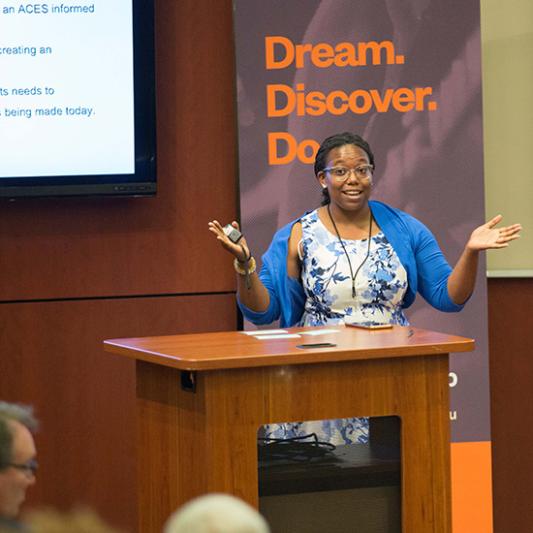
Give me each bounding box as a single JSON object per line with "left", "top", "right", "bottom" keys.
{"left": 467, "top": 215, "right": 522, "bottom": 251}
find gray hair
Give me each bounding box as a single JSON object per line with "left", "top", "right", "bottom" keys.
{"left": 164, "top": 494, "right": 270, "bottom": 533}
{"left": 0, "top": 402, "right": 38, "bottom": 468}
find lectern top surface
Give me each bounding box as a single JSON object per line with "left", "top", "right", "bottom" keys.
{"left": 104, "top": 325, "right": 474, "bottom": 371}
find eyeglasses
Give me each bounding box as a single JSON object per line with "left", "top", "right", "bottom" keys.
{"left": 4, "top": 459, "right": 38, "bottom": 477}
{"left": 322, "top": 164, "right": 374, "bottom": 182}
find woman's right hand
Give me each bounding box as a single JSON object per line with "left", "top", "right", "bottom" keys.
{"left": 208, "top": 220, "right": 251, "bottom": 262}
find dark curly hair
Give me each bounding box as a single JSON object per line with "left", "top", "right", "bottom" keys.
{"left": 314, "top": 132, "right": 375, "bottom": 205}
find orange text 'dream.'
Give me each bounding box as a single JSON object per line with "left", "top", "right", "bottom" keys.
{"left": 265, "top": 36, "right": 405, "bottom": 70}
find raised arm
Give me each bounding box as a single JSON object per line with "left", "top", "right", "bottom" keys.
{"left": 447, "top": 215, "right": 522, "bottom": 304}
{"left": 208, "top": 220, "right": 270, "bottom": 312}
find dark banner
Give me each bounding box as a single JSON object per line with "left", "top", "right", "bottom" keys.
{"left": 234, "top": 1, "right": 491, "bottom": 529}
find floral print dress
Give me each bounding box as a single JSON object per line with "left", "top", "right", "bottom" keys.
{"left": 261, "top": 209, "right": 409, "bottom": 445}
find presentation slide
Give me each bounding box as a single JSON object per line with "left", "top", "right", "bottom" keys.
{"left": 0, "top": 1, "right": 135, "bottom": 178}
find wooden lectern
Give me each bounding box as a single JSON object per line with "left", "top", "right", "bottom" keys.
{"left": 104, "top": 325, "right": 473, "bottom": 533}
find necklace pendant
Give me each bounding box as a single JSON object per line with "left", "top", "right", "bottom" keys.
{"left": 352, "top": 285, "right": 356, "bottom": 298}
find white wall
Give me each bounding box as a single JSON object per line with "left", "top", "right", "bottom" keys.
{"left": 481, "top": 0, "right": 533, "bottom": 275}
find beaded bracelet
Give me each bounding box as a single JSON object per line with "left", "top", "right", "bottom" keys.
{"left": 234, "top": 243, "right": 255, "bottom": 290}
{"left": 233, "top": 256, "right": 257, "bottom": 276}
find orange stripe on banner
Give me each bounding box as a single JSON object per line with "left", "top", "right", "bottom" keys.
{"left": 451, "top": 441, "right": 493, "bottom": 533}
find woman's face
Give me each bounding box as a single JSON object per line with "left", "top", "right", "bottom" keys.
{"left": 318, "top": 144, "right": 372, "bottom": 213}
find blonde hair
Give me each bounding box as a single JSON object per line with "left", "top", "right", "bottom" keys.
{"left": 164, "top": 494, "right": 269, "bottom": 533}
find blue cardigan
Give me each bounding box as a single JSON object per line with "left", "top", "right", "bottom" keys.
{"left": 239, "top": 200, "right": 464, "bottom": 327}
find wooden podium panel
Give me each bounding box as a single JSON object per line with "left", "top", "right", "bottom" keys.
{"left": 105, "top": 326, "right": 473, "bottom": 533}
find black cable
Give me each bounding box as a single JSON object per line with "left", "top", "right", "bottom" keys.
{"left": 258, "top": 433, "right": 336, "bottom": 462}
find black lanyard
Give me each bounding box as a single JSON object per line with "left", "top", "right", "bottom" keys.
{"left": 327, "top": 204, "right": 373, "bottom": 299}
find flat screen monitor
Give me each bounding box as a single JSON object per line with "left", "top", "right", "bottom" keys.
{"left": 0, "top": 0, "right": 156, "bottom": 199}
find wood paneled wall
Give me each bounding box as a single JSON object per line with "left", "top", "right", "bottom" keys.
{"left": 0, "top": 1, "right": 237, "bottom": 302}
{"left": 0, "top": 1, "right": 237, "bottom": 531}
{"left": 488, "top": 278, "right": 533, "bottom": 533}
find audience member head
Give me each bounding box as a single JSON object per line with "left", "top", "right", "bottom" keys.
{"left": 24, "top": 507, "right": 121, "bottom": 533}
{"left": 0, "top": 402, "right": 38, "bottom": 520}
{"left": 164, "top": 493, "right": 270, "bottom": 533}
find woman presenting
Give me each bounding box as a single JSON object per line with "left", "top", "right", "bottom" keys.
{"left": 209, "top": 131, "right": 521, "bottom": 443}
